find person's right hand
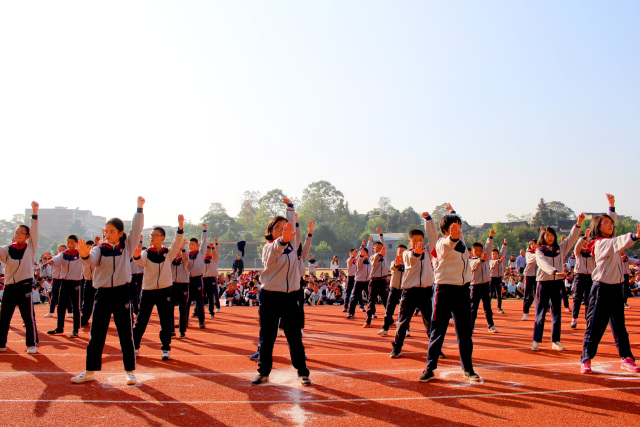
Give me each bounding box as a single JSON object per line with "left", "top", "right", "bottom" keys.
{"left": 556, "top": 272, "right": 567, "bottom": 279}
{"left": 282, "top": 222, "right": 295, "bottom": 243}
{"left": 490, "top": 229, "right": 496, "bottom": 237}
{"left": 414, "top": 244, "right": 424, "bottom": 255}
{"left": 282, "top": 197, "right": 292, "bottom": 205}
{"left": 482, "top": 252, "right": 488, "bottom": 261}
{"left": 606, "top": 193, "right": 615, "bottom": 207}
{"left": 309, "top": 220, "right": 314, "bottom": 234}
{"left": 77, "top": 239, "right": 91, "bottom": 258}
{"left": 133, "top": 247, "right": 142, "bottom": 258}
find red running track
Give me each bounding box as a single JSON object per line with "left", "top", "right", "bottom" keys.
{"left": 1, "top": 299, "right": 639, "bottom": 426}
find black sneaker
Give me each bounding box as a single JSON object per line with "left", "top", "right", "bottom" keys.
{"left": 464, "top": 371, "right": 482, "bottom": 382}
{"left": 249, "top": 351, "right": 260, "bottom": 361}
{"left": 178, "top": 332, "right": 186, "bottom": 339}
{"left": 346, "top": 314, "right": 354, "bottom": 319}
{"left": 440, "top": 351, "right": 446, "bottom": 359}
{"left": 299, "top": 376, "right": 311, "bottom": 386}
{"left": 390, "top": 347, "right": 402, "bottom": 359}
{"left": 419, "top": 369, "right": 435, "bottom": 382}
{"left": 199, "top": 324, "right": 205, "bottom": 329}
{"left": 171, "top": 331, "right": 176, "bottom": 337}
{"left": 251, "top": 375, "right": 269, "bottom": 385}
{"left": 47, "top": 329, "right": 63, "bottom": 335}
{"left": 70, "top": 331, "right": 78, "bottom": 338}
{"left": 342, "top": 308, "right": 348, "bottom": 313}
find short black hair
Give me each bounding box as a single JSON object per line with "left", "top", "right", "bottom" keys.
{"left": 190, "top": 238, "right": 199, "bottom": 244}
{"left": 86, "top": 240, "right": 95, "bottom": 246}
{"left": 440, "top": 214, "right": 462, "bottom": 234}
{"left": 153, "top": 227, "right": 166, "bottom": 237}
{"left": 67, "top": 235, "right": 78, "bottom": 242}
{"left": 472, "top": 242, "right": 483, "bottom": 250}
{"left": 492, "top": 249, "right": 499, "bottom": 253}
{"left": 408, "top": 228, "right": 424, "bottom": 238}
{"left": 397, "top": 244, "right": 407, "bottom": 250}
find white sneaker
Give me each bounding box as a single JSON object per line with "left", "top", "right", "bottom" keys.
{"left": 377, "top": 329, "right": 388, "bottom": 336}
{"left": 0, "top": 347, "right": 6, "bottom": 352}
{"left": 570, "top": 319, "right": 578, "bottom": 328}
{"left": 71, "top": 371, "right": 95, "bottom": 384}
{"left": 66, "top": 313, "right": 73, "bottom": 318}
{"left": 26, "top": 346, "right": 37, "bottom": 354}
{"left": 215, "top": 308, "right": 220, "bottom": 313}
{"left": 488, "top": 326, "right": 498, "bottom": 333}
{"left": 552, "top": 342, "right": 565, "bottom": 351}
{"left": 522, "top": 314, "right": 528, "bottom": 320}
{"left": 44, "top": 313, "right": 53, "bottom": 318}
{"left": 126, "top": 372, "right": 137, "bottom": 385}
{"left": 531, "top": 341, "right": 539, "bottom": 351}
{"left": 134, "top": 349, "right": 139, "bottom": 358}
{"left": 300, "top": 330, "right": 305, "bottom": 337}
{"left": 406, "top": 330, "right": 411, "bottom": 337}
{"left": 162, "top": 350, "right": 170, "bottom": 360}
{"left": 277, "top": 329, "right": 285, "bottom": 337}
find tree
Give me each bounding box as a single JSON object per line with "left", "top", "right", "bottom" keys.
{"left": 398, "top": 207, "right": 422, "bottom": 233}
{"left": 547, "top": 201, "right": 576, "bottom": 221}
{"left": 532, "top": 198, "right": 576, "bottom": 227}
{"left": 377, "top": 197, "right": 394, "bottom": 215}
{"left": 313, "top": 241, "right": 333, "bottom": 254}
{"left": 68, "top": 219, "right": 87, "bottom": 236}
{"left": 531, "top": 198, "right": 553, "bottom": 227}
{"left": 257, "top": 189, "right": 286, "bottom": 218}
{"left": 298, "top": 181, "right": 345, "bottom": 225}
{"left": 201, "top": 203, "right": 238, "bottom": 239}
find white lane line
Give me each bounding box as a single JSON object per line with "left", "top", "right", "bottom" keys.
{"left": 2, "top": 386, "right": 639, "bottom": 404}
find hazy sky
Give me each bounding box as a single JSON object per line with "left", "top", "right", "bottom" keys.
{"left": 1, "top": 1, "right": 638, "bottom": 227}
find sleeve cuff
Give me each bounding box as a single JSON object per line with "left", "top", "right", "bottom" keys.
{"left": 609, "top": 207, "right": 616, "bottom": 212}
{"left": 202, "top": 229, "right": 207, "bottom": 232}
{"left": 133, "top": 256, "right": 141, "bottom": 260}
{"left": 177, "top": 229, "right": 184, "bottom": 234}
{"left": 489, "top": 236, "right": 494, "bottom": 240}
{"left": 631, "top": 234, "right": 637, "bottom": 241}
{"left": 278, "top": 238, "right": 288, "bottom": 246}
{"left": 425, "top": 215, "right": 432, "bottom": 221}
{"left": 32, "top": 215, "right": 38, "bottom": 220}
{"left": 308, "top": 234, "right": 312, "bottom": 237}
{"left": 287, "top": 204, "right": 294, "bottom": 208}
{"left": 137, "top": 208, "right": 143, "bottom": 213}
{"left": 81, "top": 255, "right": 90, "bottom": 260}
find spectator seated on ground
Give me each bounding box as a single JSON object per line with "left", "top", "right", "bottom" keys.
{"left": 515, "top": 277, "right": 525, "bottom": 298}
{"left": 245, "top": 282, "right": 259, "bottom": 306}
{"left": 224, "top": 282, "right": 242, "bottom": 306}
{"left": 309, "top": 285, "right": 322, "bottom": 305}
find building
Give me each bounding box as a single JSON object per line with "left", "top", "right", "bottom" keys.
{"left": 368, "top": 232, "right": 406, "bottom": 252}
{"left": 25, "top": 207, "right": 106, "bottom": 242}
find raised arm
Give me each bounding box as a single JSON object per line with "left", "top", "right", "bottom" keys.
{"left": 283, "top": 197, "right": 298, "bottom": 250}
{"left": 559, "top": 213, "right": 584, "bottom": 258}
{"left": 607, "top": 193, "right": 618, "bottom": 224}
{"left": 169, "top": 215, "right": 185, "bottom": 260}
{"left": 422, "top": 212, "right": 439, "bottom": 252}
{"left": 301, "top": 220, "right": 313, "bottom": 262}
{"left": 29, "top": 201, "right": 39, "bottom": 253}
{"left": 485, "top": 229, "right": 495, "bottom": 255}
{"left": 499, "top": 239, "right": 508, "bottom": 259}
{"left": 574, "top": 229, "right": 589, "bottom": 256}
{"left": 212, "top": 238, "right": 220, "bottom": 262}
{"left": 127, "top": 197, "right": 145, "bottom": 255}
{"left": 198, "top": 223, "right": 208, "bottom": 256}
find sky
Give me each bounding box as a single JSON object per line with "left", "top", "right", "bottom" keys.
{"left": 1, "top": 1, "right": 638, "bottom": 227}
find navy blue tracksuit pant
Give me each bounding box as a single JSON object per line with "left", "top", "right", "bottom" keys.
{"left": 129, "top": 273, "right": 143, "bottom": 315}
{"left": 366, "top": 278, "right": 389, "bottom": 324}
{"left": 86, "top": 285, "right": 135, "bottom": 372}
{"left": 572, "top": 273, "right": 592, "bottom": 320}
{"left": 490, "top": 277, "right": 503, "bottom": 310}
{"left": 0, "top": 280, "right": 39, "bottom": 348}
{"left": 258, "top": 289, "right": 309, "bottom": 377}
{"left": 382, "top": 287, "right": 402, "bottom": 331}
{"left": 134, "top": 287, "right": 173, "bottom": 352}
{"left": 203, "top": 277, "right": 216, "bottom": 316}
{"left": 56, "top": 279, "right": 82, "bottom": 333}
{"left": 523, "top": 276, "right": 537, "bottom": 314}
{"left": 348, "top": 281, "right": 369, "bottom": 316}
{"left": 188, "top": 276, "right": 205, "bottom": 326}
{"left": 581, "top": 282, "right": 634, "bottom": 363}
{"left": 471, "top": 282, "right": 494, "bottom": 330}
{"left": 533, "top": 280, "right": 563, "bottom": 343}
{"left": 426, "top": 283, "right": 474, "bottom": 373}
{"left": 81, "top": 280, "right": 96, "bottom": 326}
{"left": 393, "top": 286, "right": 433, "bottom": 350}
{"left": 172, "top": 282, "right": 189, "bottom": 333}
{"left": 343, "top": 276, "right": 356, "bottom": 311}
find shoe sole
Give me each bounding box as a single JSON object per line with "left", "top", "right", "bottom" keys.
{"left": 418, "top": 376, "right": 434, "bottom": 383}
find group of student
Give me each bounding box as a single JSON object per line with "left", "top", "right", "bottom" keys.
{"left": 0, "top": 193, "right": 639, "bottom": 388}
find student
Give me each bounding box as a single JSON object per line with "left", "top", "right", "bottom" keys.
{"left": 531, "top": 213, "right": 584, "bottom": 351}
{"left": 187, "top": 224, "right": 208, "bottom": 329}
{"left": 347, "top": 237, "right": 375, "bottom": 319}
{"left": 343, "top": 249, "right": 358, "bottom": 313}
{"left": 171, "top": 239, "right": 189, "bottom": 338}
{"left": 46, "top": 234, "right": 84, "bottom": 338}
{"left": 330, "top": 255, "right": 340, "bottom": 278}
{"left": 45, "top": 244, "right": 66, "bottom": 318}
{"left": 377, "top": 244, "right": 407, "bottom": 336}
{"left": 252, "top": 197, "right": 310, "bottom": 386}
{"left": 522, "top": 240, "right": 538, "bottom": 320}
{"left": 0, "top": 201, "right": 40, "bottom": 354}
{"left": 422, "top": 204, "right": 479, "bottom": 383}
{"left": 363, "top": 228, "right": 388, "bottom": 328}
{"left": 469, "top": 230, "right": 497, "bottom": 333}
{"left": 203, "top": 239, "right": 220, "bottom": 318}
{"left": 581, "top": 194, "right": 640, "bottom": 374}
{"left": 389, "top": 212, "right": 438, "bottom": 357}
{"left": 80, "top": 239, "right": 98, "bottom": 327}
{"left": 132, "top": 214, "right": 184, "bottom": 361}
{"left": 489, "top": 239, "right": 508, "bottom": 314}
{"left": 71, "top": 197, "right": 145, "bottom": 385}
{"left": 224, "top": 281, "right": 241, "bottom": 305}
{"left": 308, "top": 254, "right": 318, "bottom": 277}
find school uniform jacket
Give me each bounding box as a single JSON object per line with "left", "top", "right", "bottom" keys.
{"left": 401, "top": 215, "right": 438, "bottom": 289}
{"left": 0, "top": 215, "right": 38, "bottom": 284}
{"left": 433, "top": 233, "right": 471, "bottom": 286}
{"left": 171, "top": 250, "right": 190, "bottom": 283}
{"left": 346, "top": 256, "right": 357, "bottom": 277}
{"left": 82, "top": 263, "right": 95, "bottom": 281}
{"left": 297, "top": 226, "right": 312, "bottom": 280}
{"left": 81, "top": 209, "right": 144, "bottom": 289}
{"left": 204, "top": 242, "right": 220, "bottom": 278}
{"left": 489, "top": 243, "right": 508, "bottom": 278}
{"left": 524, "top": 250, "right": 537, "bottom": 277}
{"left": 470, "top": 236, "right": 493, "bottom": 285}
{"left": 369, "top": 234, "right": 387, "bottom": 279}
{"left": 51, "top": 248, "right": 83, "bottom": 281}
{"left": 389, "top": 261, "right": 404, "bottom": 290}
{"left": 135, "top": 230, "right": 184, "bottom": 290}
{"left": 355, "top": 240, "right": 373, "bottom": 282}
{"left": 574, "top": 237, "right": 595, "bottom": 275}
{"left": 535, "top": 224, "right": 581, "bottom": 282}
{"left": 187, "top": 229, "right": 208, "bottom": 277}
{"left": 260, "top": 204, "right": 300, "bottom": 293}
